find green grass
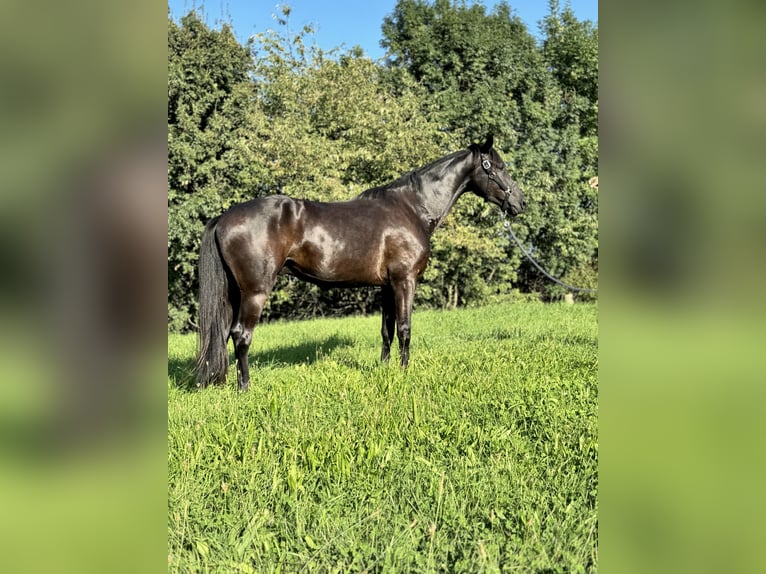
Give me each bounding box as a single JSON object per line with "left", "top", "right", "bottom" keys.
{"left": 168, "top": 301, "right": 598, "bottom": 573}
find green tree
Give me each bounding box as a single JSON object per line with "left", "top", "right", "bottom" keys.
{"left": 250, "top": 24, "right": 443, "bottom": 201}
{"left": 382, "top": 0, "right": 539, "bottom": 147}
{"left": 542, "top": 0, "right": 599, "bottom": 137}
{"left": 526, "top": 0, "right": 598, "bottom": 297}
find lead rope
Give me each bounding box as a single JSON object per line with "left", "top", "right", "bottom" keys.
{"left": 502, "top": 217, "right": 598, "bottom": 293}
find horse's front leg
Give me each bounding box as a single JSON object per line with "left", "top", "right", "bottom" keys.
{"left": 391, "top": 276, "right": 416, "bottom": 368}
{"left": 380, "top": 285, "right": 396, "bottom": 362}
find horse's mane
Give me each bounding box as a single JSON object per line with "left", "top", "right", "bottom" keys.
{"left": 357, "top": 148, "right": 473, "bottom": 200}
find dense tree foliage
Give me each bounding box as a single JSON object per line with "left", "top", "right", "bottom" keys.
{"left": 168, "top": 2, "right": 598, "bottom": 331}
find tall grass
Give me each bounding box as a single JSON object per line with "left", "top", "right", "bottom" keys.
{"left": 168, "top": 301, "right": 597, "bottom": 572}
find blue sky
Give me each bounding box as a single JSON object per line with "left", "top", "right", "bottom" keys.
{"left": 168, "top": 1, "right": 598, "bottom": 60}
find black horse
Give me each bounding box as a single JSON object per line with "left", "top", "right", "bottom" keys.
{"left": 195, "top": 135, "right": 525, "bottom": 389}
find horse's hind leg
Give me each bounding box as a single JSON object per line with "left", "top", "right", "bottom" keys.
{"left": 231, "top": 291, "right": 268, "bottom": 391}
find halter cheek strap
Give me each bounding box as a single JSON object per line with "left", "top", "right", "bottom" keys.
{"left": 480, "top": 153, "right": 512, "bottom": 209}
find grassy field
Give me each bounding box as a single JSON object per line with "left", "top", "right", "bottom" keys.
{"left": 168, "top": 301, "right": 598, "bottom": 573}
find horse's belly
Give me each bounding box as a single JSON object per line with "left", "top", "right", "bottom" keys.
{"left": 284, "top": 247, "right": 386, "bottom": 287}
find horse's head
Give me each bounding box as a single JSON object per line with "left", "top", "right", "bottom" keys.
{"left": 469, "top": 135, "right": 525, "bottom": 217}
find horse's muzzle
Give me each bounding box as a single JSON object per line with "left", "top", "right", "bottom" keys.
{"left": 502, "top": 191, "right": 525, "bottom": 216}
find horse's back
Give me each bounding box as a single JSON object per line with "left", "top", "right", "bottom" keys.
{"left": 217, "top": 194, "right": 293, "bottom": 227}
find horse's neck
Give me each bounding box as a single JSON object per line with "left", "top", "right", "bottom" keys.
{"left": 414, "top": 152, "right": 473, "bottom": 234}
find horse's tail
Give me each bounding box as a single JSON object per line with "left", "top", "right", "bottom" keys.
{"left": 195, "top": 216, "right": 231, "bottom": 387}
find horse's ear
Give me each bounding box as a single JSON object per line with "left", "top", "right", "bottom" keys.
{"left": 480, "top": 134, "right": 494, "bottom": 153}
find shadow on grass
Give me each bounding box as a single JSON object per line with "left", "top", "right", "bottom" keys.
{"left": 253, "top": 334, "right": 355, "bottom": 366}
{"left": 169, "top": 334, "right": 355, "bottom": 391}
